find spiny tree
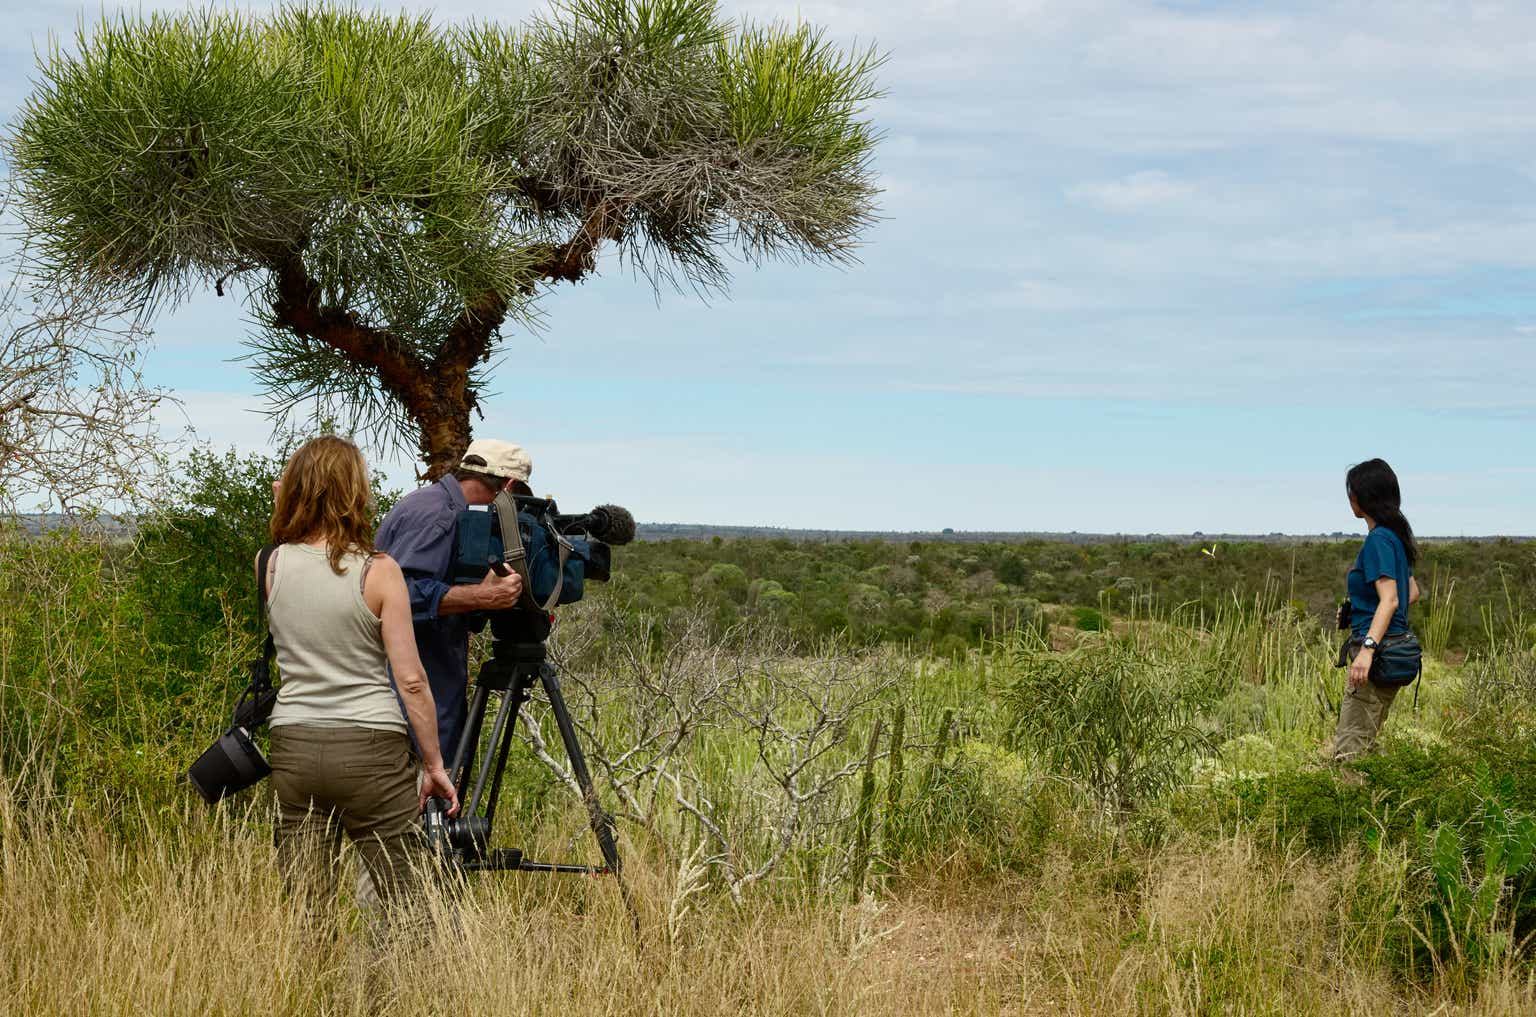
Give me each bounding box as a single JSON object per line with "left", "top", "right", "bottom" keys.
{"left": 8, "top": 1, "right": 882, "bottom": 478}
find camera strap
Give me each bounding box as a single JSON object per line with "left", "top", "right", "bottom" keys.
{"left": 254, "top": 543, "right": 277, "bottom": 684}
{"left": 491, "top": 490, "right": 536, "bottom": 611}
{"left": 230, "top": 545, "right": 280, "bottom": 730}
{"left": 491, "top": 490, "right": 572, "bottom": 613}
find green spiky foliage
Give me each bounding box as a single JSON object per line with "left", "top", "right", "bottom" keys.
{"left": 10, "top": 1, "right": 883, "bottom": 476}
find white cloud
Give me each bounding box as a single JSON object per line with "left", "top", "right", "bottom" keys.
{"left": 1066, "top": 170, "right": 1194, "bottom": 211}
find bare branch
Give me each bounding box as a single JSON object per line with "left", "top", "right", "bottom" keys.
{"left": 526, "top": 602, "right": 900, "bottom": 902}
{"left": 0, "top": 253, "right": 177, "bottom": 513}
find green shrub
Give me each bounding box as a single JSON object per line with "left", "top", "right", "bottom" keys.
{"left": 133, "top": 448, "right": 283, "bottom": 670}
{"left": 890, "top": 739, "right": 1066, "bottom": 874}
{"left": 997, "top": 634, "right": 1227, "bottom": 815}
{"left": 1073, "top": 606, "right": 1104, "bottom": 631}
{"left": 134, "top": 446, "right": 397, "bottom": 673}
{"left": 696, "top": 562, "right": 748, "bottom": 604}
{"left": 0, "top": 527, "right": 255, "bottom": 813}
{"left": 1188, "top": 735, "right": 1536, "bottom": 984}
{"left": 1203, "top": 769, "right": 1373, "bottom": 854}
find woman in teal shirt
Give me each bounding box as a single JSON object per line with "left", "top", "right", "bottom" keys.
{"left": 1333, "top": 458, "right": 1421, "bottom": 762}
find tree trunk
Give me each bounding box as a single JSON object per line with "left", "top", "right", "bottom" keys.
{"left": 414, "top": 385, "right": 474, "bottom": 482}
{"left": 269, "top": 254, "right": 505, "bottom": 483}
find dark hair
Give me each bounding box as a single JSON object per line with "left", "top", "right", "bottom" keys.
{"left": 452, "top": 454, "right": 504, "bottom": 490}
{"left": 1346, "top": 458, "right": 1418, "bottom": 568}
{"left": 453, "top": 456, "right": 531, "bottom": 495}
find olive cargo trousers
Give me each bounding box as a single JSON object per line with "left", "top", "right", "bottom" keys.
{"left": 270, "top": 725, "right": 427, "bottom": 919}
{"left": 1332, "top": 679, "right": 1400, "bottom": 763}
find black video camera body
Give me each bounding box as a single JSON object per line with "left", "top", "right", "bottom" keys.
{"left": 448, "top": 493, "right": 634, "bottom": 611}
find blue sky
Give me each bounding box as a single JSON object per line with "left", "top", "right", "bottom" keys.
{"left": 3, "top": 0, "right": 1533, "bottom": 533}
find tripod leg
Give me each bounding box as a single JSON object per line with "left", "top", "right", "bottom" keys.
{"left": 539, "top": 664, "right": 623, "bottom": 878}
{"left": 451, "top": 682, "right": 492, "bottom": 793}
{"left": 540, "top": 665, "right": 640, "bottom": 933}
{"left": 465, "top": 687, "right": 519, "bottom": 819}
{"left": 482, "top": 673, "right": 534, "bottom": 828}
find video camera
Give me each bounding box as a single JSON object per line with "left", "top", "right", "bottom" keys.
{"left": 425, "top": 489, "right": 637, "bottom": 902}
{"left": 448, "top": 492, "right": 635, "bottom": 613}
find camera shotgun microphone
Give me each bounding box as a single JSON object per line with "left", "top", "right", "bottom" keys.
{"left": 556, "top": 504, "right": 636, "bottom": 545}
{"left": 588, "top": 504, "right": 636, "bottom": 545}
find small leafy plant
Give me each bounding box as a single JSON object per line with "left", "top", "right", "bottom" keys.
{"left": 996, "top": 633, "right": 1226, "bottom": 818}
{"left": 1415, "top": 770, "right": 1536, "bottom": 984}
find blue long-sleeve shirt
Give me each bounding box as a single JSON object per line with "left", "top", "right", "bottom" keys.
{"left": 375, "top": 476, "right": 474, "bottom": 762}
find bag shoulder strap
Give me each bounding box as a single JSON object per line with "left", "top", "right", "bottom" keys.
{"left": 492, "top": 490, "right": 544, "bottom": 612}
{"left": 252, "top": 543, "right": 278, "bottom": 688}
{"left": 256, "top": 543, "right": 276, "bottom": 613}
{"left": 492, "top": 491, "right": 574, "bottom": 613}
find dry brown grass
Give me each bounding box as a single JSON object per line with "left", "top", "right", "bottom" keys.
{"left": 6, "top": 785, "right": 1536, "bottom": 1017}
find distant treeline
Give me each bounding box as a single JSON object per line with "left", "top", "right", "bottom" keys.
{"left": 608, "top": 534, "right": 1535, "bottom": 657}
{"left": 634, "top": 522, "right": 1535, "bottom": 545}
{"left": 19, "top": 512, "right": 1531, "bottom": 548}
{"left": 14, "top": 450, "right": 1531, "bottom": 662}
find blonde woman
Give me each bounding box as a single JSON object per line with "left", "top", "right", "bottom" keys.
{"left": 259, "top": 436, "right": 458, "bottom": 916}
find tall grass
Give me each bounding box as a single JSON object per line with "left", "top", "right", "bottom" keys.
{"left": 8, "top": 771, "right": 1536, "bottom": 1014}
{"left": 5, "top": 529, "right": 1536, "bottom": 1012}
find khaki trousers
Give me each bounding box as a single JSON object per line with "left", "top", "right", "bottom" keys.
{"left": 1332, "top": 679, "right": 1400, "bottom": 762}
{"left": 270, "top": 725, "right": 427, "bottom": 921}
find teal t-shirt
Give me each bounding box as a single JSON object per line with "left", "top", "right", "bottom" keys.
{"left": 1347, "top": 527, "right": 1411, "bottom": 637}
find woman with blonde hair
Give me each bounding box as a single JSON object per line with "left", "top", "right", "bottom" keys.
{"left": 259, "top": 435, "right": 457, "bottom": 917}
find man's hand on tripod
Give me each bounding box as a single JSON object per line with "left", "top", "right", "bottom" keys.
{"left": 420, "top": 764, "right": 459, "bottom": 816}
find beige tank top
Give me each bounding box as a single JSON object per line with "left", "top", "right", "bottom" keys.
{"left": 267, "top": 544, "right": 406, "bottom": 733}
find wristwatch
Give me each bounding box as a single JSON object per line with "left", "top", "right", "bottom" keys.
{"left": 1361, "top": 636, "right": 1380, "bottom": 651}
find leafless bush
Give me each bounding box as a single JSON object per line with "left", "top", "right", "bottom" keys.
{"left": 1463, "top": 645, "right": 1536, "bottom": 718}
{"left": 538, "top": 606, "right": 899, "bottom": 902}
{"left": 0, "top": 247, "right": 177, "bottom": 513}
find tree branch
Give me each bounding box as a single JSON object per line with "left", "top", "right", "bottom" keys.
{"left": 530, "top": 200, "right": 628, "bottom": 285}
{"left": 432, "top": 288, "right": 509, "bottom": 412}
{"left": 0, "top": 389, "right": 42, "bottom": 418}
{"left": 267, "top": 253, "right": 434, "bottom": 421}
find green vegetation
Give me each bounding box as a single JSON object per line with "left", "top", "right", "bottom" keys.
{"left": 3, "top": 451, "right": 1536, "bottom": 1011}
{"left": 612, "top": 530, "right": 1534, "bottom": 656}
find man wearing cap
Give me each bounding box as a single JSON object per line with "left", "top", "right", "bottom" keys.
{"left": 374, "top": 439, "right": 530, "bottom": 763}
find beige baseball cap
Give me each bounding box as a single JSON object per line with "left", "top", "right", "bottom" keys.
{"left": 460, "top": 438, "right": 533, "bottom": 483}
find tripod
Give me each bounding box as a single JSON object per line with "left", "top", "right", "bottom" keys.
{"left": 424, "top": 610, "right": 624, "bottom": 883}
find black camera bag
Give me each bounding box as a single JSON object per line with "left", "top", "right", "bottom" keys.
{"left": 1369, "top": 631, "right": 1423, "bottom": 687}
{"left": 1333, "top": 630, "right": 1423, "bottom": 688}
{"left": 187, "top": 544, "right": 278, "bottom": 803}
